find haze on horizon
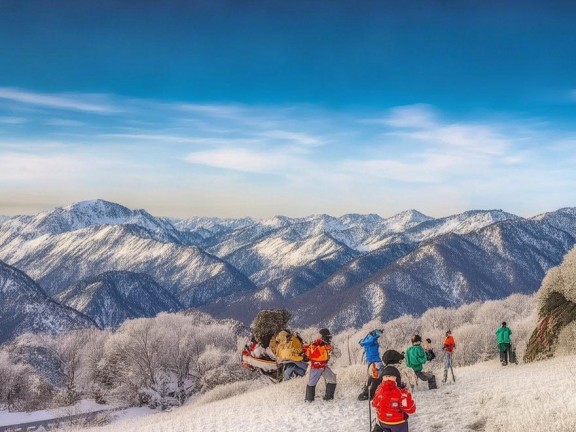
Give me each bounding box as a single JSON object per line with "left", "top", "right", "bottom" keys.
{"left": 1, "top": 0, "right": 575, "bottom": 219}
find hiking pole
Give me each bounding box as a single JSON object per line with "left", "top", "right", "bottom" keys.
{"left": 368, "top": 380, "right": 372, "bottom": 432}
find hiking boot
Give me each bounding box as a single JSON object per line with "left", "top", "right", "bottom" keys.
{"left": 305, "top": 385, "right": 315, "bottom": 402}
{"left": 323, "top": 383, "right": 336, "bottom": 400}
{"left": 357, "top": 386, "right": 369, "bottom": 401}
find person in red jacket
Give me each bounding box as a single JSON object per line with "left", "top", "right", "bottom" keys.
{"left": 304, "top": 328, "right": 337, "bottom": 402}
{"left": 371, "top": 366, "right": 416, "bottom": 432}
{"left": 442, "top": 330, "right": 456, "bottom": 383}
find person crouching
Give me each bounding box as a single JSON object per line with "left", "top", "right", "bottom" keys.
{"left": 371, "top": 366, "right": 416, "bottom": 432}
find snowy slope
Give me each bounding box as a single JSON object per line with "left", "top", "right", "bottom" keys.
{"left": 56, "top": 271, "right": 183, "bottom": 328}
{"left": 0, "top": 260, "right": 95, "bottom": 344}
{"left": 0, "top": 224, "right": 256, "bottom": 306}
{"left": 83, "top": 354, "right": 576, "bottom": 432}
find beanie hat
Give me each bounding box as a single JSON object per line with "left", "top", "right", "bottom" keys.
{"left": 502, "top": 321, "right": 507, "bottom": 326}
{"left": 382, "top": 349, "right": 404, "bottom": 365}
{"left": 381, "top": 365, "right": 402, "bottom": 387}
{"left": 319, "top": 328, "right": 332, "bottom": 341}
{"left": 412, "top": 334, "right": 422, "bottom": 343}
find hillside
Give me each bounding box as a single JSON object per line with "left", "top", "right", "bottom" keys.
{"left": 83, "top": 354, "right": 576, "bottom": 432}
{"left": 0, "top": 261, "right": 95, "bottom": 344}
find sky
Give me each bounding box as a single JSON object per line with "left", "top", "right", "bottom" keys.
{"left": 1, "top": 0, "right": 576, "bottom": 219}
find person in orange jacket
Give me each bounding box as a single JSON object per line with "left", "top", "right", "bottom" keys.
{"left": 372, "top": 365, "right": 416, "bottom": 432}
{"left": 304, "top": 328, "right": 337, "bottom": 402}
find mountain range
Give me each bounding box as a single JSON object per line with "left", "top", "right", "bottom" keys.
{"left": 1, "top": 199, "right": 576, "bottom": 339}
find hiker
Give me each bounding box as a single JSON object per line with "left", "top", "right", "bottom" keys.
{"left": 496, "top": 321, "right": 512, "bottom": 366}
{"left": 442, "top": 330, "right": 456, "bottom": 383}
{"left": 371, "top": 366, "right": 416, "bottom": 432}
{"left": 382, "top": 349, "right": 416, "bottom": 391}
{"left": 405, "top": 335, "right": 437, "bottom": 390}
{"left": 358, "top": 329, "right": 384, "bottom": 400}
{"left": 274, "top": 329, "right": 308, "bottom": 381}
{"left": 304, "top": 328, "right": 337, "bottom": 402}
{"left": 423, "top": 338, "right": 436, "bottom": 361}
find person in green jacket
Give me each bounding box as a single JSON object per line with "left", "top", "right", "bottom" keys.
{"left": 496, "top": 321, "right": 512, "bottom": 366}
{"left": 405, "top": 334, "right": 437, "bottom": 389}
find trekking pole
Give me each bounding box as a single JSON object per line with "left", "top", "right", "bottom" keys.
{"left": 368, "top": 381, "right": 372, "bottom": 432}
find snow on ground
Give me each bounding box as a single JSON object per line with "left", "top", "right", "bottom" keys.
{"left": 0, "top": 400, "right": 119, "bottom": 426}
{"left": 82, "top": 354, "right": 576, "bottom": 432}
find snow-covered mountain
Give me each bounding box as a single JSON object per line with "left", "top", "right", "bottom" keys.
{"left": 0, "top": 199, "right": 187, "bottom": 247}
{"left": 0, "top": 260, "right": 95, "bottom": 344}
{"left": 0, "top": 223, "right": 256, "bottom": 307}
{"left": 56, "top": 271, "right": 183, "bottom": 328}
{"left": 286, "top": 213, "right": 576, "bottom": 330}
{"left": 3, "top": 200, "right": 576, "bottom": 333}
{"left": 363, "top": 209, "right": 519, "bottom": 250}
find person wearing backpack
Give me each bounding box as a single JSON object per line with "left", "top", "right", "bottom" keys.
{"left": 496, "top": 321, "right": 512, "bottom": 366}
{"left": 304, "top": 328, "right": 337, "bottom": 402}
{"left": 357, "top": 329, "right": 384, "bottom": 400}
{"left": 405, "top": 335, "right": 437, "bottom": 390}
{"left": 371, "top": 366, "right": 417, "bottom": 432}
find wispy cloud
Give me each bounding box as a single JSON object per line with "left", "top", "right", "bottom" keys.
{"left": 1, "top": 90, "right": 574, "bottom": 218}
{"left": 185, "top": 148, "right": 301, "bottom": 174}
{"left": 0, "top": 87, "right": 120, "bottom": 114}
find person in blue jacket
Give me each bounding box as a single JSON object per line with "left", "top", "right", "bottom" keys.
{"left": 357, "top": 329, "right": 384, "bottom": 400}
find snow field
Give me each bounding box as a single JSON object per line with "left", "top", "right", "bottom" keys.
{"left": 83, "top": 354, "right": 576, "bottom": 432}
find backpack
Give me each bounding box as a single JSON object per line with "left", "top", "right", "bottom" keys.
{"left": 425, "top": 349, "right": 436, "bottom": 361}
{"left": 275, "top": 330, "right": 305, "bottom": 361}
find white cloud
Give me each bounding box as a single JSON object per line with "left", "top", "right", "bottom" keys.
{"left": 185, "top": 148, "right": 298, "bottom": 174}
{"left": 0, "top": 87, "right": 120, "bottom": 114}
{"left": 381, "top": 104, "right": 438, "bottom": 129}
{"left": 0, "top": 116, "right": 27, "bottom": 124}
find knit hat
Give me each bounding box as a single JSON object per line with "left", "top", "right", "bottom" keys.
{"left": 382, "top": 349, "right": 404, "bottom": 365}
{"left": 412, "top": 334, "right": 422, "bottom": 343}
{"left": 381, "top": 365, "right": 402, "bottom": 387}
{"left": 319, "top": 328, "right": 332, "bottom": 341}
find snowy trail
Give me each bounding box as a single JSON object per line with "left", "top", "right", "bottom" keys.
{"left": 83, "top": 354, "right": 576, "bottom": 432}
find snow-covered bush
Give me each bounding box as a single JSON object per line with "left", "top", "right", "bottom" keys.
{"left": 0, "top": 351, "right": 53, "bottom": 411}
{"left": 331, "top": 293, "right": 536, "bottom": 368}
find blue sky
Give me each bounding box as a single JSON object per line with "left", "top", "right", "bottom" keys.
{"left": 1, "top": 0, "right": 575, "bottom": 218}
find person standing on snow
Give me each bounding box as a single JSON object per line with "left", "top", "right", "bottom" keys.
{"left": 357, "top": 329, "right": 384, "bottom": 400}
{"left": 371, "top": 366, "right": 417, "bottom": 432}
{"left": 405, "top": 334, "right": 437, "bottom": 390}
{"left": 304, "top": 328, "right": 337, "bottom": 402}
{"left": 442, "top": 330, "right": 456, "bottom": 383}
{"left": 496, "top": 321, "right": 512, "bottom": 366}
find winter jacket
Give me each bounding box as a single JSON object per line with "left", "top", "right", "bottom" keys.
{"left": 496, "top": 326, "right": 512, "bottom": 344}
{"left": 359, "top": 330, "right": 382, "bottom": 364}
{"left": 372, "top": 380, "right": 416, "bottom": 425}
{"left": 305, "top": 338, "right": 332, "bottom": 369}
{"left": 443, "top": 335, "right": 456, "bottom": 353}
{"left": 405, "top": 343, "right": 427, "bottom": 372}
